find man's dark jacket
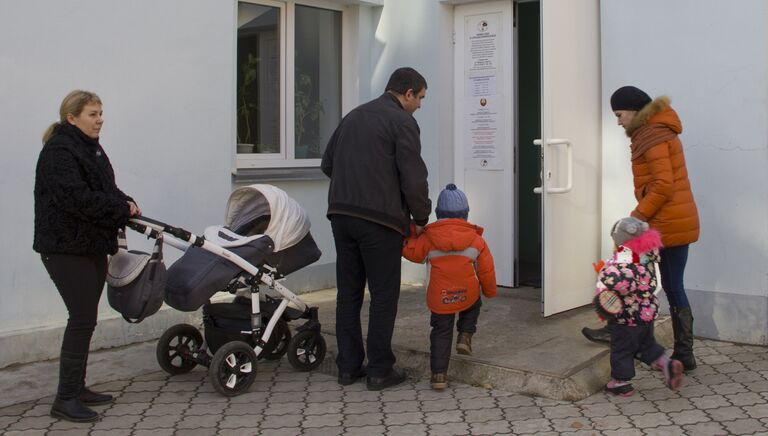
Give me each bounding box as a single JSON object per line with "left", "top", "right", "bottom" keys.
{"left": 34, "top": 123, "right": 133, "bottom": 256}
{"left": 321, "top": 93, "right": 431, "bottom": 234}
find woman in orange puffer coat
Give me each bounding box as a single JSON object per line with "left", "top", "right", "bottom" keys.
{"left": 403, "top": 184, "right": 497, "bottom": 390}
{"left": 604, "top": 86, "right": 700, "bottom": 372}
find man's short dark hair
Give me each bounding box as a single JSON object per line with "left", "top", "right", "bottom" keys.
{"left": 385, "top": 67, "right": 427, "bottom": 95}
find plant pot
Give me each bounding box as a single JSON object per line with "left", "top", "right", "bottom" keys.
{"left": 237, "top": 143, "right": 254, "bottom": 154}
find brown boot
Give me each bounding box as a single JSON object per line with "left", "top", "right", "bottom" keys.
{"left": 456, "top": 332, "right": 473, "bottom": 355}
{"left": 430, "top": 373, "right": 448, "bottom": 390}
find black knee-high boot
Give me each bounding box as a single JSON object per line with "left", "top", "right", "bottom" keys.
{"left": 670, "top": 307, "right": 697, "bottom": 371}
{"left": 77, "top": 352, "right": 113, "bottom": 406}
{"left": 50, "top": 351, "right": 100, "bottom": 422}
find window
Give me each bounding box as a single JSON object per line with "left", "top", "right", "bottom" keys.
{"left": 237, "top": 0, "right": 342, "bottom": 168}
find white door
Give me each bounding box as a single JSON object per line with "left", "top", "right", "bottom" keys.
{"left": 453, "top": 0, "right": 515, "bottom": 287}
{"left": 539, "top": 0, "right": 602, "bottom": 315}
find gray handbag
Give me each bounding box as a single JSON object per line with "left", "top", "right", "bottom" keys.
{"left": 107, "top": 231, "right": 166, "bottom": 323}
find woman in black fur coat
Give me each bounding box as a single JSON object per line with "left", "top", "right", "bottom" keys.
{"left": 33, "top": 90, "right": 140, "bottom": 422}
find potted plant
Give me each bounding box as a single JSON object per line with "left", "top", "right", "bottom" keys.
{"left": 294, "top": 72, "right": 324, "bottom": 158}
{"left": 237, "top": 53, "right": 260, "bottom": 153}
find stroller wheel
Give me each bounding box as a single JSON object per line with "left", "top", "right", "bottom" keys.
{"left": 262, "top": 319, "right": 291, "bottom": 361}
{"left": 156, "top": 324, "right": 203, "bottom": 375}
{"left": 287, "top": 330, "right": 326, "bottom": 372}
{"left": 209, "top": 341, "right": 257, "bottom": 396}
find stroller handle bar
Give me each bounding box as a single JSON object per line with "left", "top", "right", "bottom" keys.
{"left": 128, "top": 216, "right": 201, "bottom": 247}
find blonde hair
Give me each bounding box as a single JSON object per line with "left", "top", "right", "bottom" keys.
{"left": 42, "top": 90, "right": 102, "bottom": 144}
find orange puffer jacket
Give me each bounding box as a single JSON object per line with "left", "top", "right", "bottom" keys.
{"left": 625, "top": 97, "right": 700, "bottom": 247}
{"left": 403, "top": 219, "right": 497, "bottom": 314}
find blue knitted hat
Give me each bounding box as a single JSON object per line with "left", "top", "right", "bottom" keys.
{"left": 436, "top": 183, "right": 469, "bottom": 219}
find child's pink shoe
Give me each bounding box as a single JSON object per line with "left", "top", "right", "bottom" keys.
{"left": 605, "top": 379, "right": 634, "bottom": 397}
{"left": 663, "top": 359, "right": 684, "bottom": 390}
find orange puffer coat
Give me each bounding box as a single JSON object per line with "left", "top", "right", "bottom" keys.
{"left": 625, "top": 96, "right": 700, "bottom": 247}
{"left": 403, "top": 219, "right": 497, "bottom": 314}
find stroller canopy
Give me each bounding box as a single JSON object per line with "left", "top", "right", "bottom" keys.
{"left": 225, "top": 184, "right": 310, "bottom": 252}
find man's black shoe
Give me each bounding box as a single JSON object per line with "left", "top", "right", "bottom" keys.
{"left": 582, "top": 325, "right": 612, "bottom": 344}
{"left": 366, "top": 368, "right": 407, "bottom": 391}
{"left": 338, "top": 367, "right": 367, "bottom": 386}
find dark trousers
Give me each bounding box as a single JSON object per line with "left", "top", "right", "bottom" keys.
{"left": 610, "top": 323, "right": 665, "bottom": 381}
{"left": 41, "top": 254, "right": 107, "bottom": 399}
{"left": 330, "top": 215, "right": 404, "bottom": 378}
{"left": 659, "top": 245, "right": 691, "bottom": 309}
{"left": 430, "top": 298, "right": 482, "bottom": 373}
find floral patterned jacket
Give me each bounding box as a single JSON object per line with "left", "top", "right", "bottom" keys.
{"left": 596, "top": 247, "right": 660, "bottom": 326}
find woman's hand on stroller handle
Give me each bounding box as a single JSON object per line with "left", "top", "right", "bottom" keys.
{"left": 128, "top": 216, "right": 196, "bottom": 244}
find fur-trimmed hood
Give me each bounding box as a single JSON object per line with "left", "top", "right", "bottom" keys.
{"left": 625, "top": 96, "right": 682, "bottom": 137}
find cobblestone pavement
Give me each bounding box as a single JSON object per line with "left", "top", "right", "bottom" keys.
{"left": 3, "top": 339, "right": 768, "bottom": 435}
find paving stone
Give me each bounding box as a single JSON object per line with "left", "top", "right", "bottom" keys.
{"left": 4, "top": 431, "right": 50, "bottom": 436}
{"left": 642, "top": 424, "right": 686, "bottom": 435}
{"left": 175, "top": 413, "right": 221, "bottom": 429}
{"left": 383, "top": 400, "right": 421, "bottom": 413}
{"left": 707, "top": 405, "right": 748, "bottom": 421}
{"left": 641, "top": 387, "right": 680, "bottom": 401}
{"left": 304, "top": 426, "right": 345, "bottom": 436}
{"left": 507, "top": 418, "right": 550, "bottom": 434}
{"left": 343, "top": 400, "right": 381, "bottom": 414}
{"left": 343, "top": 412, "right": 385, "bottom": 427}
{"left": 152, "top": 391, "right": 195, "bottom": 404}
{"left": 304, "top": 400, "right": 344, "bottom": 415}
{"left": 502, "top": 405, "right": 544, "bottom": 421}
{"left": 579, "top": 402, "right": 620, "bottom": 418}
{"left": 143, "top": 403, "right": 190, "bottom": 416}
{"left": 125, "top": 380, "right": 167, "bottom": 392}
{"left": 114, "top": 391, "right": 159, "bottom": 403}
{"left": 258, "top": 428, "right": 303, "bottom": 436}
{"left": 343, "top": 390, "right": 381, "bottom": 403}
{"left": 426, "top": 422, "right": 470, "bottom": 436}
{"left": 668, "top": 408, "right": 710, "bottom": 425}
{"left": 302, "top": 412, "right": 344, "bottom": 428}
{"left": 218, "top": 413, "right": 262, "bottom": 429}
{"left": 602, "top": 429, "right": 644, "bottom": 436}
{"left": 384, "top": 411, "right": 425, "bottom": 426}
{"left": 176, "top": 428, "right": 222, "bottom": 436}
{"left": 590, "top": 414, "right": 635, "bottom": 430}
{"left": 747, "top": 360, "right": 768, "bottom": 371}
{"left": 727, "top": 391, "right": 765, "bottom": 406}
{"left": 420, "top": 398, "right": 459, "bottom": 412}
{"left": 655, "top": 397, "right": 695, "bottom": 413}
{"left": 381, "top": 389, "right": 419, "bottom": 402}
{"left": 130, "top": 430, "right": 175, "bottom": 436}
{"left": 90, "top": 413, "right": 143, "bottom": 430}
{"left": 102, "top": 401, "right": 151, "bottom": 416}
{"left": 457, "top": 396, "right": 496, "bottom": 411}
{"left": 6, "top": 415, "right": 55, "bottom": 430}
{"left": 343, "top": 425, "right": 388, "bottom": 436}
{"left": 731, "top": 371, "right": 766, "bottom": 384}
{"left": 85, "top": 430, "right": 131, "bottom": 436}
{"left": 462, "top": 407, "right": 503, "bottom": 423}
{"left": 690, "top": 394, "right": 731, "bottom": 409}
{"left": 745, "top": 403, "right": 768, "bottom": 419}
{"left": 385, "top": 423, "right": 429, "bottom": 435}
{"left": 0, "top": 403, "right": 35, "bottom": 417}
{"left": 422, "top": 409, "right": 464, "bottom": 425}
{"left": 495, "top": 394, "right": 536, "bottom": 408}
{"left": 542, "top": 404, "right": 582, "bottom": 419}
{"left": 693, "top": 373, "right": 734, "bottom": 385}
{"left": 159, "top": 381, "right": 199, "bottom": 392}
{"left": 263, "top": 401, "right": 306, "bottom": 416}
{"left": 631, "top": 411, "right": 673, "bottom": 428}
{"left": 133, "top": 414, "right": 180, "bottom": 429}
{"left": 549, "top": 416, "right": 592, "bottom": 433}
{"left": 260, "top": 413, "right": 305, "bottom": 429}
{"left": 722, "top": 418, "right": 768, "bottom": 435}
{"left": 183, "top": 402, "right": 228, "bottom": 415}
{"left": 21, "top": 405, "right": 51, "bottom": 417}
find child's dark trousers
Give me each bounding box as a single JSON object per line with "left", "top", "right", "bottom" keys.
{"left": 611, "top": 322, "right": 665, "bottom": 381}
{"left": 430, "top": 298, "right": 482, "bottom": 373}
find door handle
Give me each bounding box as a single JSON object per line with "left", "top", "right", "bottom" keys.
{"left": 532, "top": 138, "right": 573, "bottom": 194}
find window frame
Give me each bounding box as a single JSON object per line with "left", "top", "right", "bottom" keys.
{"left": 235, "top": 0, "right": 345, "bottom": 170}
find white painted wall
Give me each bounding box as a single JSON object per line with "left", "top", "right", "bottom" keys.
{"left": 601, "top": 0, "right": 768, "bottom": 342}
{"left": 0, "top": 0, "right": 235, "bottom": 336}
{"left": 0, "top": 0, "right": 453, "bottom": 365}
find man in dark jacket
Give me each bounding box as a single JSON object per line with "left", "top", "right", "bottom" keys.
{"left": 322, "top": 67, "right": 431, "bottom": 390}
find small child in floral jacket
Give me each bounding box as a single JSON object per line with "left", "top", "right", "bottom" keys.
{"left": 597, "top": 217, "right": 683, "bottom": 396}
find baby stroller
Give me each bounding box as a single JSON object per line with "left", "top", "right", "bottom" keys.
{"left": 126, "top": 184, "right": 325, "bottom": 396}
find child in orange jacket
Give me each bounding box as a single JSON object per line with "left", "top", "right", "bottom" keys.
{"left": 403, "top": 184, "right": 497, "bottom": 390}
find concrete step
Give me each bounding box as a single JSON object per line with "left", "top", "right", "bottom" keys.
{"left": 302, "top": 285, "right": 673, "bottom": 401}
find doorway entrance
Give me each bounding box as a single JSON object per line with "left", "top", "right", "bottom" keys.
{"left": 454, "top": 0, "right": 601, "bottom": 316}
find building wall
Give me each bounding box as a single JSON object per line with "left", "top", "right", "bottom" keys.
{"left": 600, "top": 0, "right": 768, "bottom": 343}
{"left": 0, "top": 0, "right": 451, "bottom": 367}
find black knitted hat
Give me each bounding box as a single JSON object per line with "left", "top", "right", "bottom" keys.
{"left": 610, "top": 86, "right": 652, "bottom": 111}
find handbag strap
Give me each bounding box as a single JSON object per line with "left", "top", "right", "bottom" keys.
{"left": 117, "top": 228, "right": 128, "bottom": 250}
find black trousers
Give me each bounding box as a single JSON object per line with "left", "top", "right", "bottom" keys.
{"left": 610, "top": 323, "right": 665, "bottom": 381}
{"left": 41, "top": 254, "right": 107, "bottom": 356}
{"left": 430, "top": 298, "right": 482, "bottom": 373}
{"left": 330, "top": 215, "right": 404, "bottom": 378}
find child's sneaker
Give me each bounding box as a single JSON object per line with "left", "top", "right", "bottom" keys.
{"left": 605, "top": 379, "right": 634, "bottom": 397}
{"left": 430, "top": 373, "right": 448, "bottom": 390}
{"left": 663, "top": 359, "right": 684, "bottom": 390}
{"left": 456, "top": 333, "right": 473, "bottom": 355}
